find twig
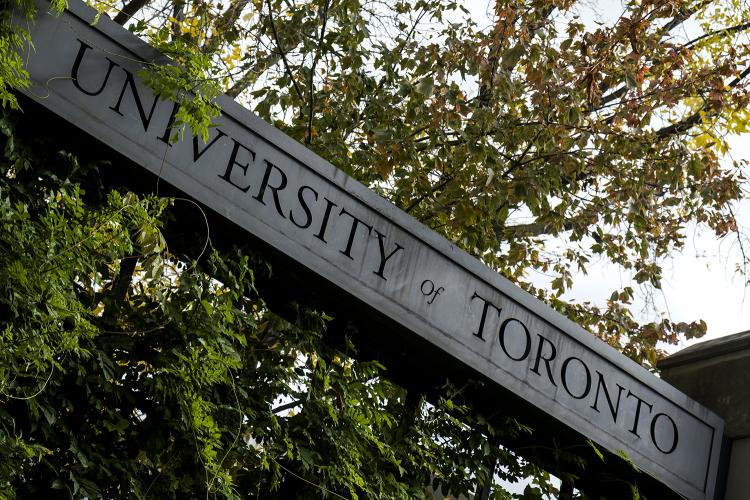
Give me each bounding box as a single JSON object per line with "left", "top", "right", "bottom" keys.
{"left": 266, "top": 0, "right": 305, "bottom": 102}
{"left": 305, "top": 0, "right": 330, "bottom": 144}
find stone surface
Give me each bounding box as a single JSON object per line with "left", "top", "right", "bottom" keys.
{"left": 660, "top": 330, "right": 750, "bottom": 439}
{"left": 725, "top": 437, "right": 750, "bottom": 500}
{"left": 15, "top": 2, "right": 725, "bottom": 498}
{"left": 660, "top": 332, "right": 750, "bottom": 500}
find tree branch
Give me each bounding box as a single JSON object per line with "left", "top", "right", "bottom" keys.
{"left": 477, "top": 5, "right": 555, "bottom": 107}
{"left": 342, "top": 8, "right": 428, "bottom": 146}
{"left": 170, "top": 0, "right": 186, "bottom": 40}
{"left": 597, "top": 0, "right": 713, "bottom": 109}
{"left": 655, "top": 63, "right": 750, "bottom": 139}
{"left": 204, "top": 0, "right": 251, "bottom": 52}
{"left": 404, "top": 172, "right": 454, "bottom": 213}
{"left": 660, "top": 0, "right": 712, "bottom": 33}
{"left": 102, "top": 254, "right": 137, "bottom": 325}
{"left": 684, "top": 20, "right": 750, "bottom": 49}
{"left": 226, "top": 69, "right": 254, "bottom": 98}
{"left": 113, "top": 0, "right": 150, "bottom": 25}
{"left": 266, "top": 0, "right": 305, "bottom": 102}
{"left": 502, "top": 220, "right": 577, "bottom": 239}
{"left": 305, "top": 0, "right": 331, "bottom": 145}
{"left": 272, "top": 399, "right": 302, "bottom": 414}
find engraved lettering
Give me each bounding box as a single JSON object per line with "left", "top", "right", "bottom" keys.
{"left": 373, "top": 230, "right": 404, "bottom": 281}
{"left": 590, "top": 371, "right": 625, "bottom": 423}
{"left": 470, "top": 292, "right": 502, "bottom": 341}
{"left": 218, "top": 138, "right": 255, "bottom": 193}
{"left": 192, "top": 129, "right": 227, "bottom": 162}
{"left": 157, "top": 101, "right": 180, "bottom": 145}
{"left": 531, "top": 334, "right": 557, "bottom": 386}
{"left": 290, "top": 185, "right": 318, "bottom": 229}
{"left": 498, "top": 318, "right": 531, "bottom": 361}
{"left": 109, "top": 69, "right": 160, "bottom": 132}
{"left": 560, "top": 356, "right": 592, "bottom": 400}
{"left": 338, "top": 207, "right": 373, "bottom": 259}
{"left": 253, "top": 160, "right": 288, "bottom": 219}
{"left": 70, "top": 39, "right": 118, "bottom": 97}
{"left": 650, "top": 413, "right": 679, "bottom": 454}
{"left": 626, "top": 391, "right": 654, "bottom": 437}
{"left": 313, "top": 197, "right": 337, "bottom": 243}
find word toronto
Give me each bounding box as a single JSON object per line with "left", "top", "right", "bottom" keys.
{"left": 470, "top": 292, "right": 678, "bottom": 454}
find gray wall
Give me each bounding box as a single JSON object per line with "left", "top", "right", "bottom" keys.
{"left": 726, "top": 437, "right": 750, "bottom": 500}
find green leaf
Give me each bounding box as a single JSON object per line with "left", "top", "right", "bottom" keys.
{"left": 416, "top": 76, "right": 434, "bottom": 96}
{"left": 501, "top": 45, "right": 525, "bottom": 70}
{"left": 587, "top": 439, "right": 604, "bottom": 461}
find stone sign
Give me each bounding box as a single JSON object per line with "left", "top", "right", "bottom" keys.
{"left": 16, "top": 2, "right": 725, "bottom": 498}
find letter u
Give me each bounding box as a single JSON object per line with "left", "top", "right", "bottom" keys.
{"left": 71, "top": 39, "right": 119, "bottom": 96}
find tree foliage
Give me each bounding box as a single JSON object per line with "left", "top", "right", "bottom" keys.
{"left": 56, "top": 0, "right": 749, "bottom": 367}
{"left": 2, "top": 0, "right": 750, "bottom": 497}
{"left": 0, "top": 108, "right": 583, "bottom": 498}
